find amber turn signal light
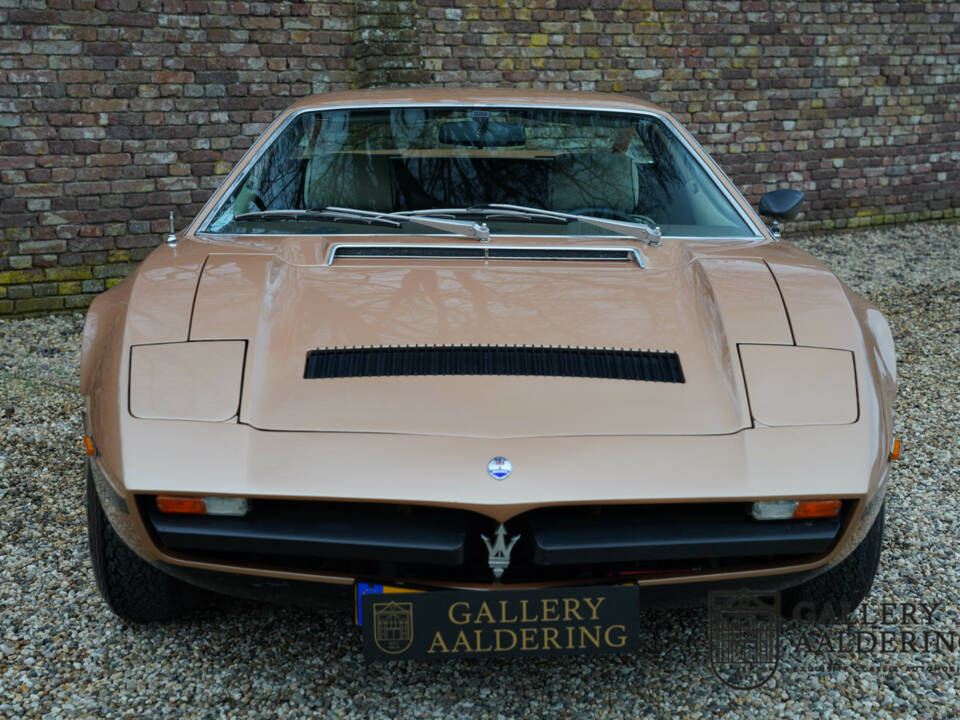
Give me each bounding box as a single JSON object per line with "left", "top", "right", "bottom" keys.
{"left": 155, "top": 495, "right": 249, "bottom": 516}
{"left": 156, "top": 495, "right": 207, "bottom": 515}
{"left": 83, "top": 435, "right": 97, "bottom": 457}
{"left": 792, "top": 499, "right": 842, "bottom": 519}
{"left": 890, "top": 438, "right": 901, "bottom": 460}
{"left": 752, "top": 499, "right": 843, "bottom": 520}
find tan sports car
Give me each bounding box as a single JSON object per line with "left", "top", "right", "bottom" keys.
{"left": 81, "top": 90, "right": 895, "bottom": 656}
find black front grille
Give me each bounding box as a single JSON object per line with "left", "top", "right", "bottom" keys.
{"left": 142, "top": 499, "right": 844, "bottom": 585}
{"left": 304, "top": 345, "right": 685, "bottom": 383}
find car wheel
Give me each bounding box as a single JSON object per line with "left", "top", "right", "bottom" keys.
{"left": 781, "top": 501, "right": 885, "bottom": 619}
{"left": 86, "top": 462, "right": 200, "bottom": 623}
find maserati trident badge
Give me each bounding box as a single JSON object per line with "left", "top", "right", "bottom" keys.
{"left": 487, "top": 456, "right": 512, "bottom": 480}
{"left": 481, "top": 523, "right": 520, "bottom": 579}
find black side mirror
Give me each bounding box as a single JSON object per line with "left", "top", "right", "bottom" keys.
{"left": 758, "top": 189, "right": 804, "bottom": 221}
{"left": 758, "top": 188, "right": 804, "bottom": 240}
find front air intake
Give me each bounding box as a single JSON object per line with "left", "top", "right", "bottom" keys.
{"left": 304, "top": 346, "right": 684, "bottom": 383}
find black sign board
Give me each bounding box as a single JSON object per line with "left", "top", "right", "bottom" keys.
{"left": 361, "top": 585, "right": 639, "bottom": 660}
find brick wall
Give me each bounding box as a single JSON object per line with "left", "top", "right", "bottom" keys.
{"left": 1, "top": 0, "right": 958, "bottom": 316}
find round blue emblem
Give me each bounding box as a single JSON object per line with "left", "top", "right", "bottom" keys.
{"left": 487, "top": 456, "right": 512, "bottom": 480}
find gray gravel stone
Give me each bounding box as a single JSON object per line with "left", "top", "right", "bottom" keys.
{"left": 1, "top": 220, "right": 958, "bottom": 718}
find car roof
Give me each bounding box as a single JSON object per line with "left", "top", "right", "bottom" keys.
{"left": 285, "top": 88, "right": 669, "bottom": 116}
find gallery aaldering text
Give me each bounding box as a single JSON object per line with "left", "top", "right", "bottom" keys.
{"left": 791, "top": 600, "right": 958, "bottom": 654}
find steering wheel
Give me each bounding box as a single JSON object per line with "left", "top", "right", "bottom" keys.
{"left": 568, "top": 207, "right": 636, "bottom": 221}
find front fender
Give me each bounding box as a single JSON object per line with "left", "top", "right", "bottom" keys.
{"left": 80, "top": 239, "right": 210, "bottom": 486}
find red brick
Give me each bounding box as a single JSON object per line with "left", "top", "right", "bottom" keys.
{"left": 0, "top": 1, "right": 958, "bottom": 317}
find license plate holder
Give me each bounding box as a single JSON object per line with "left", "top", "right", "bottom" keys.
{"left": 358, "top": 583, "right": 639, "bottom": 660}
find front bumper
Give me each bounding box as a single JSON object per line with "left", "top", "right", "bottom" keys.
{"left": 154, "top": 560, "right": 846, "bottom": 611}
{"left": 142, "top": 485, "right": 885, "bottom": 609}
{"left": 89, "top": 417, "right": 889, "bottom": 597}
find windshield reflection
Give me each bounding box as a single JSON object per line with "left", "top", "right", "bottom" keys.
{"left": 205, "top": 106, "right": 754, "bottom": 239}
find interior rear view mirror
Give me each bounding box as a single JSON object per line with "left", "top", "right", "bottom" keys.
{"left": 439, "top": 120, "right": 526, "bottom": 148}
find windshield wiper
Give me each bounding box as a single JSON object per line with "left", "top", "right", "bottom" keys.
{"left": 485, "top": 204, "right": 662, "bottom": 246}
{"left": 397, "top": 207, "right": 569, "bottom": 225}
{"left": 325, "top": 206, "right": 491, "bottom": 241}
{"left": 389, "top": 204, "right": 660, "bottom": 245}
{"left": 234, "top": 208, "right": 403, "bottom": 227}
{"left": 235, "top": 206, "right": 660, "bottom": 245}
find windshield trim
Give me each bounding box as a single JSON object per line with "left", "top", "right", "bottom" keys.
{"left": 194, "top": 103, "right": 766, "bottom": 241}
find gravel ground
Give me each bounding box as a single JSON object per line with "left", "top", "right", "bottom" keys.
{"left": 1, "top": 221, "right": 958, "bottom": 719}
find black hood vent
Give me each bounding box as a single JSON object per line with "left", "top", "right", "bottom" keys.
{"left": 327, "top": 244, "right": 646, "bottom": 267}
{"left": 304, "top": 346, "right": 684, "bottom": 383}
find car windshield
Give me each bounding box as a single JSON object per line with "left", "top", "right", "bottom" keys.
{"left": 204, "top": 106, "right": 755, "bottom": 239}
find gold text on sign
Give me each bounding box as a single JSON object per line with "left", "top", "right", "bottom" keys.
{"left": 447, "top": 596, "right": 606, "bottom": 625}
{"left": 427, "top": 625, "right": 628, "bottom": 653}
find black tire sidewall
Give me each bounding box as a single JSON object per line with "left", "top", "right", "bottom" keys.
{"left": 86, "top": 460, "right": 198, "bottom": 623}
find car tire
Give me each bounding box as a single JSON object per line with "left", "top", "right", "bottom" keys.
{"left": 781, "top": 501, "right": 885, "bottom": 620}
{"left": 87, "top": 463, "right": 200, "bottom": 623}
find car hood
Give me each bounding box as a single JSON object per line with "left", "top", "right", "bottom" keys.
{"left": 188, "top": 240, "right": 794, "bottom": 437}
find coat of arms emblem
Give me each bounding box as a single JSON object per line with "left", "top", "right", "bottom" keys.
{"left": 372, "top": 601, "right": 414, "bottom": 654}
{"left": 707, "top": 591, "right": 780, "bottom": 689}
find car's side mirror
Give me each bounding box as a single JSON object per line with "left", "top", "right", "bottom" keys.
{"left": 758, "top": 189, "right": 804, "bottom": 239}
